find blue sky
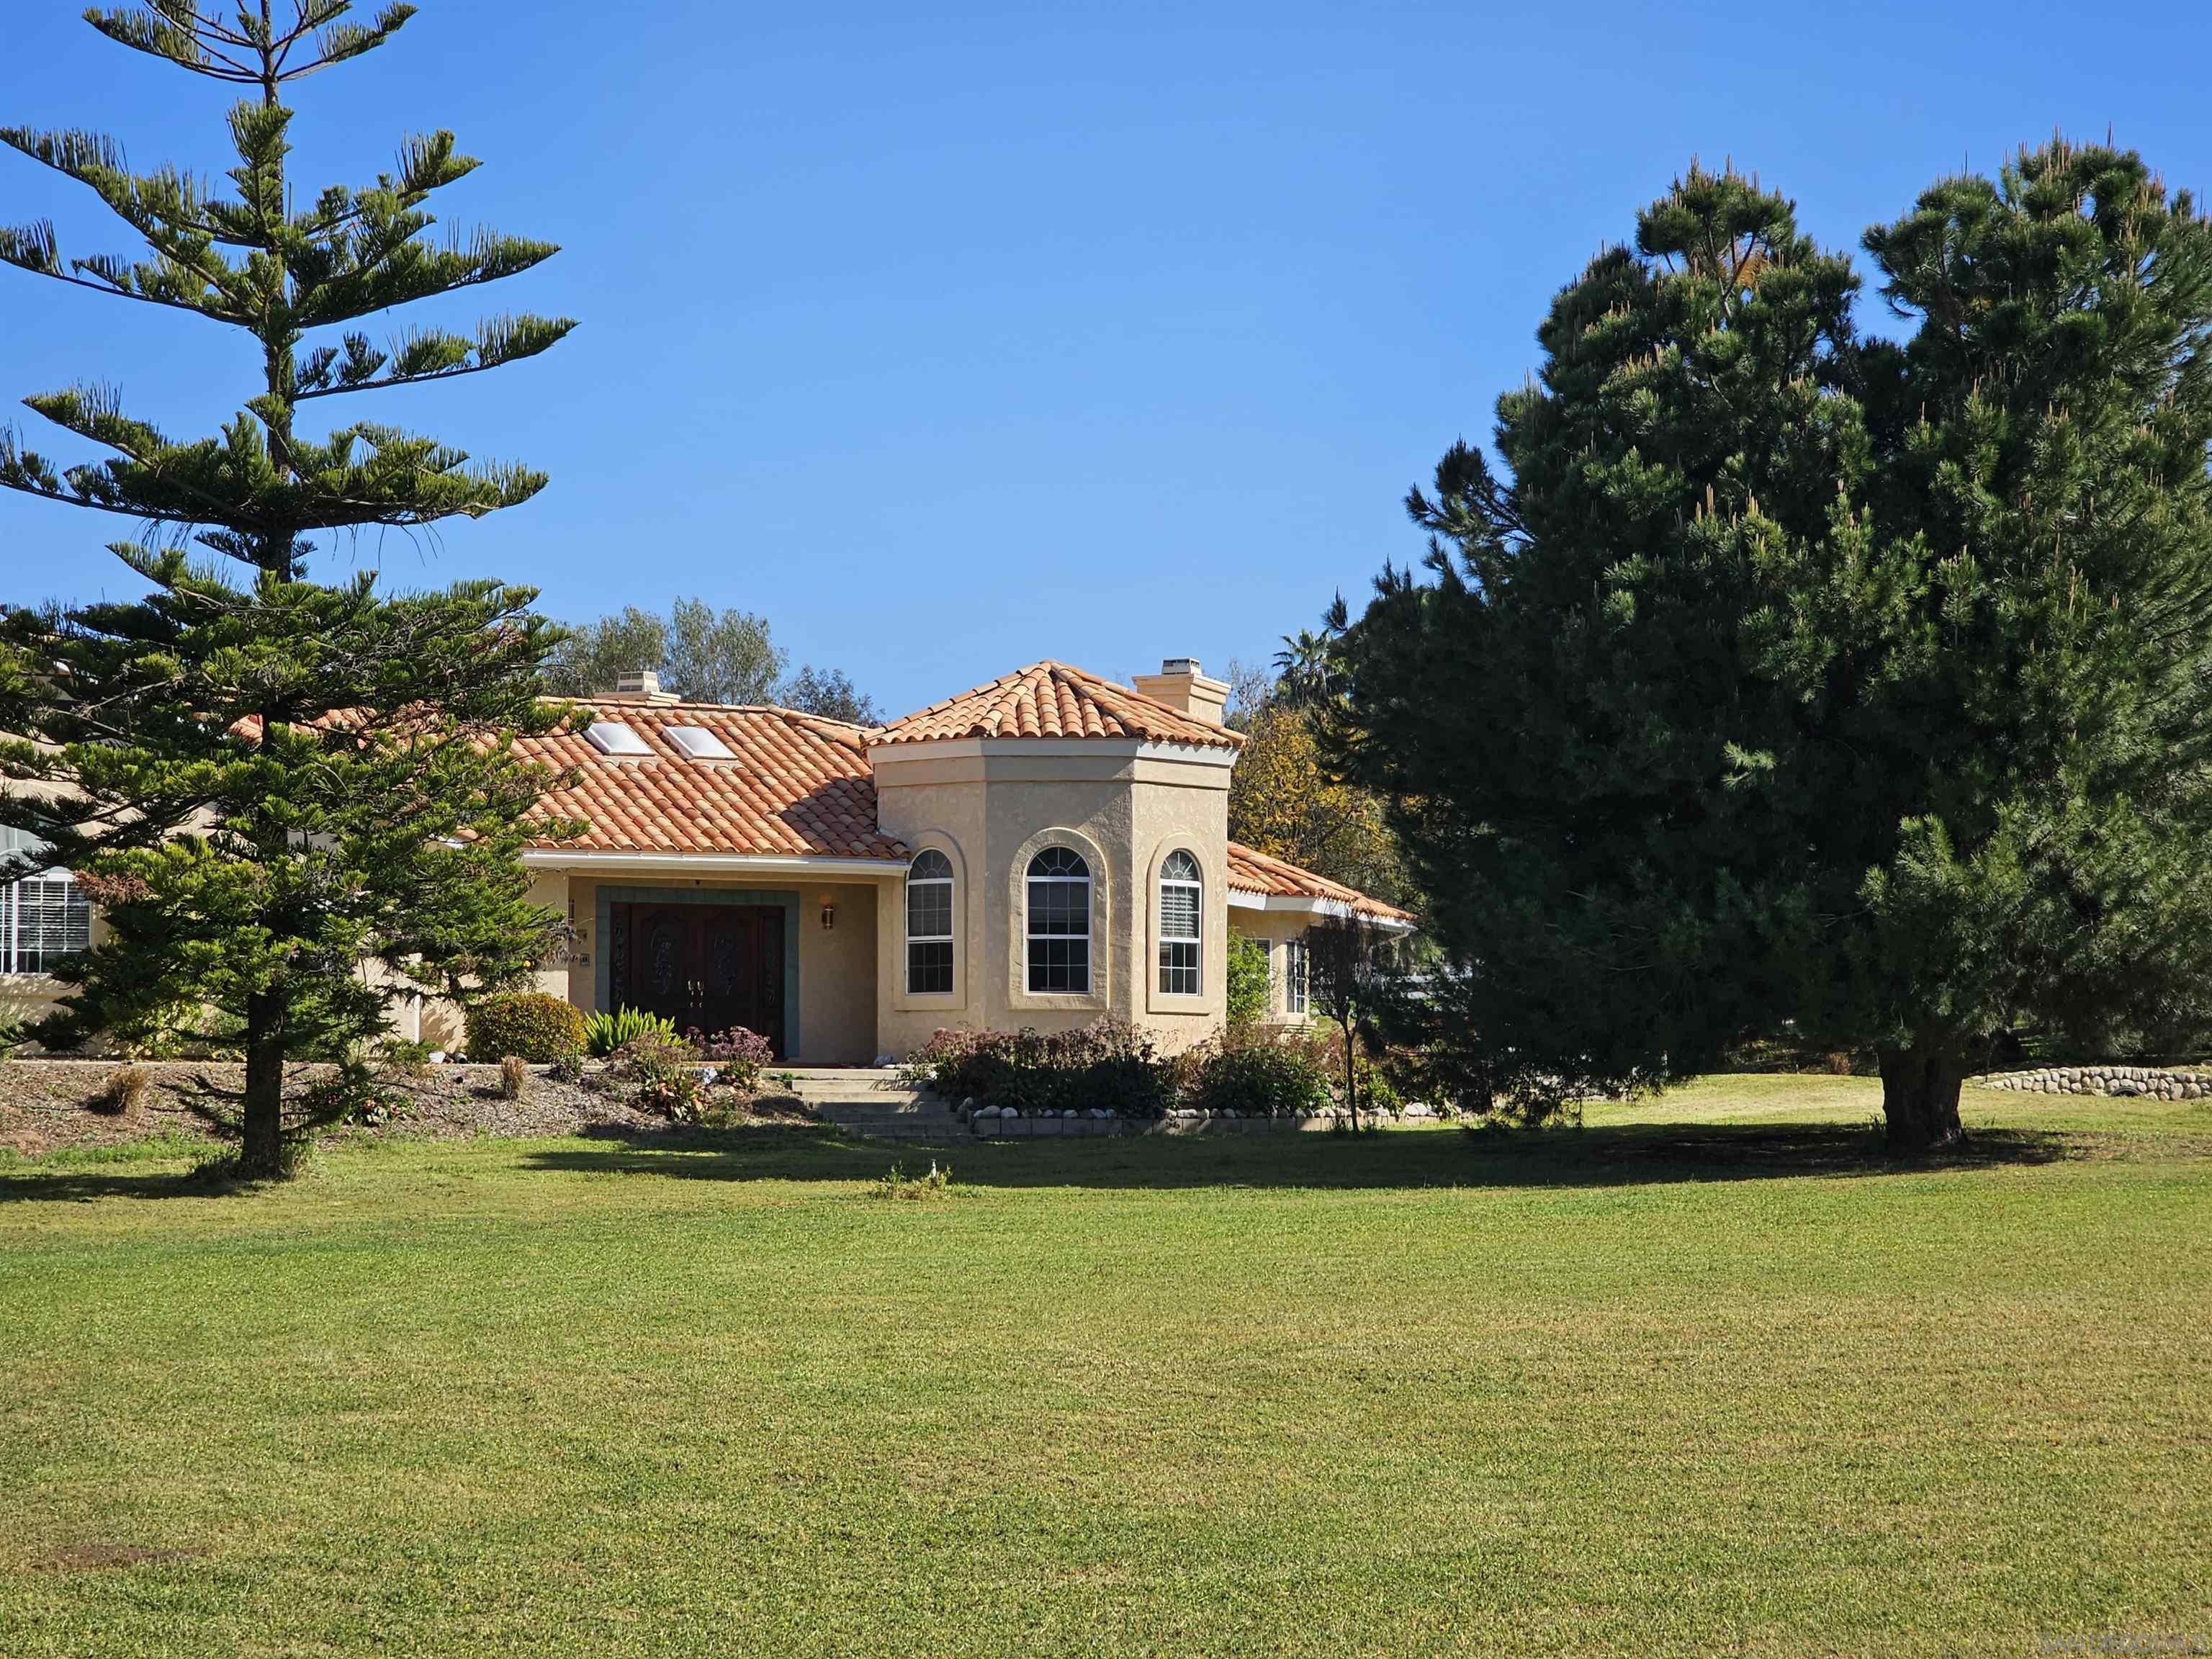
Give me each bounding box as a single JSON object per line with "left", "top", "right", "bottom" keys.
{"left": 1, "top": 0, "right": 2203, "bottom": 715}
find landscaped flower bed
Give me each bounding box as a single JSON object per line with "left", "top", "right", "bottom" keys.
{"left": 898, "top": 1019, "right": 1438, "bottom": 1133}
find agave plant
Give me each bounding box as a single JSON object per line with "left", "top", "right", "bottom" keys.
{"left": 583, "top": 1006, "right": 682, "bottom": 1058}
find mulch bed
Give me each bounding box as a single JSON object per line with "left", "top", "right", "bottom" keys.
{"left": 0, "top": 1058, "right": 813, "bottom": 1159}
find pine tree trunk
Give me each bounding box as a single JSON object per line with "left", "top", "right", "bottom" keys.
{"left": 1877, "top": 1040, "right": 1964, "bottom": 1154}
{"left": 240, "top": 990, "right": 286, "bottom": 1177}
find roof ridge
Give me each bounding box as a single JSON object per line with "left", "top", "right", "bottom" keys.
{"left": 875, "top": 657, "right": 1241, "bottom": 750}
{"left": 583, "top": 698, "right": 879, "bottom": 734}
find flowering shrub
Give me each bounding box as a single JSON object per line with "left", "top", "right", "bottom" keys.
{"left": 610, "top": 1030, "right": 706, "bottom": 1119}
{"left": 899, "top": 1020, "right": 1177, "bottom": 1118}
{"left": 686, "top": 1025, "right": 775, "bottom": 1094}
{"left": 299, "top": 1065, "right": 414, "bottom": 1129}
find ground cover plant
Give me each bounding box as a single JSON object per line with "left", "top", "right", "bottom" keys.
{"left": 2, "top": 1075, "right": 2206, "bottom": 1656}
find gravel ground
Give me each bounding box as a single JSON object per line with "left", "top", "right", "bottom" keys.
{"left": 0, "top": 1058, "right": 814, "bottom": 1158}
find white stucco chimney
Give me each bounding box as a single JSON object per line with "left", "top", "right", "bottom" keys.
{"left": 599, "top": 669, "right": 679, "bottom": 705}
{"left": 1133, "top": 657, "right": 1228, "bottom": 728}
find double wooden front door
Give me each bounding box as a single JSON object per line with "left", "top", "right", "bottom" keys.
{"left": 617, "top": 903, "right": 786, "bottom": 1056}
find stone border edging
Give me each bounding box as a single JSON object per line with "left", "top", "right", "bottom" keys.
{"left": 958, "top": 1102, "right": 1444, "bottom": 1137}
{"left": 1977, "top": 1065, "right": 2208, "bottom": 1100}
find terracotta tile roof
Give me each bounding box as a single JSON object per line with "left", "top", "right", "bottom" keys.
{"left": 520, "top": 702, "right": 907, "bottom": 861}
{"left": 1226, "top": 840, "right": 1413, "bottom": 923}
{"left": 873, "top": 660, "right": 1245, "bottom": 750}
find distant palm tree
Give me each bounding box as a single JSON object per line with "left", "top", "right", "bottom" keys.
{"left": 1274, "top": 598, "right": 1348, "bottom": 709}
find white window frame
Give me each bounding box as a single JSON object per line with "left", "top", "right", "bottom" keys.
{"left": 904, "top": 850, "right": 955, "bottom": 996}
{"left": 1, "top": 830, "right": 91, "bottom": 978}
{"left": 663, "top": 725, "right": 735, "bottom": 760}
{"left": 1156, "top": 850, "right": 1202, "bottom": 997}
{"left": 1025, "top": 847, "right": 1092, "bottom": 995}
{"left": 585, "top": 720, "right": 652, "bottom": 757}
{"left": 1282, "top": 936, "right": 1309, "bottom": 1016}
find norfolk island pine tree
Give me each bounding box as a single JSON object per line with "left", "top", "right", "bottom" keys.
{"left": 0, "top": 3, "right": 583, "bottom": 1177}
{"left": 1329, "top": 152, "right": 2212, "bottom": 1151}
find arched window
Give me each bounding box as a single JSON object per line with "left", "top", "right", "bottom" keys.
{"left": 1025, "top": 846, "right": 1091, "bottom": 994}
{"left": 1156, "top": 849, "right": 1202, "bottom": 995}
{"left": 905, "top": 849, "right": 954, "bottom": 994}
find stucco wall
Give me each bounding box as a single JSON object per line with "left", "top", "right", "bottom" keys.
{"left": 799, "top": 881, "right": 878, "bottom": 1063}
{"left": 871, "top": 741, "right": 1233, "bottom": 1058}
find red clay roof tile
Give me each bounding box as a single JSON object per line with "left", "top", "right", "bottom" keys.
{"left": 872, "top": 660, "right": 1244, "bottom": 751}
{"left": 1226, "top": 840, "right": 1413, "bottom": 923}
{"left": 520, "top": 702, "right": 907, "bottom": 861}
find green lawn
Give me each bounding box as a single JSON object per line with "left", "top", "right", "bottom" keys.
{"left": 3, "top": 1077, "right": 2208, "bottom": 1657}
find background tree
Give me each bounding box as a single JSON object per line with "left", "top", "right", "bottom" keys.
{"left": 1272, "top": 604, "right": 1346, "bottom": 711}
{"left": 1226, "top": 653, "right": 1411, "bottom": 911}
{"left": 0, "top": 2, "right": 577, "bottom": 1176}
{"left": 547, "top": 598, "right": 778, "bottom": 704}
{"left": 778, "top": 663, "right": 881, "bottom": 725}
{"left": 1334, "top": 149, "right": 2212, "bottom": 1151}
{"left": 546, "top": 596, "right": 881, "bottom": 721}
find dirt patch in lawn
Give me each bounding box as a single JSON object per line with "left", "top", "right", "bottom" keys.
{"left": 0, "top": 1058, "right": 817, "bottom": 1158}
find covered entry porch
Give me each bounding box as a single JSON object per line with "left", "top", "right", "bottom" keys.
{"left": 521, "top": 856, "right": 893, "bottom": 1065}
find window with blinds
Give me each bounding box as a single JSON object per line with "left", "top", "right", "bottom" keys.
{"left": 1156, "top": 849, "right": 1201, "bottom": 996}
{"left": 1, "top": 830, "right": 91, "bottom": 976}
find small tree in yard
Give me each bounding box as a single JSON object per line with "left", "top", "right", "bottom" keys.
{"left": 0, "top": 3, "right": 577, "bottom": 1176}
{"left": 1334, "top": 147, "right": 2212, "bottom": 1151}
{"left": 1304, "top": 913, "right": 1393, "bottom": 1129}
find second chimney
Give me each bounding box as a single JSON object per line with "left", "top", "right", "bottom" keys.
{"left": 1133, "top": 657, "right": 1228, "bottom": 727}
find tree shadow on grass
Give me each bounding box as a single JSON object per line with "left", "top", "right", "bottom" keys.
{"left": 0, "top": 1118, "right": 2093, "bottom": 1203}
{"left": 0, "top": 1162, "right": 247, "bottom": 1204}
{"left": 513, "top": 1117, "right": 2084, "bottom": 1193}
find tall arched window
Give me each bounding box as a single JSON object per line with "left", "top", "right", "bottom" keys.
{"left": 905, "top": 849, "right": 954, "bottom": 994}
{"left": 1156, "top": 850, "right": 1202, "bottom": 995}
{"left": 1025, "top": 846, "right": 1091, "bottom": 993}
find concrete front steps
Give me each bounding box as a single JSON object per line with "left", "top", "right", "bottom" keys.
{"left": 773, "top": 1067, "right": 962, "bottom": 1142}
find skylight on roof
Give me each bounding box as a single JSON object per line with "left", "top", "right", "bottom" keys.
{"left": 585, "top": 720, "right": 652, "bottom": 757}
{"left": 665, "top": 725, "right": 735, "bottom": 761}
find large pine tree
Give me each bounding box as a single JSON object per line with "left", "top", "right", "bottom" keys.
{"left": 0, "top": 3, "right": 577, "bottom": 1175}
{"left": 1334, "top": 149, "right": 2212, "bottom": 1150}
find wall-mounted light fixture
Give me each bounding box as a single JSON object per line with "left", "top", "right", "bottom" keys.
{"left": 820, "top": 899, "right": 837, "bottom": 932}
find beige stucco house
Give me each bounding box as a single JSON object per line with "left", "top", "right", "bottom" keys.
{"left": 500, "top": 657, "right": 1409, "bottom": 1063}
{"left": 2, "top": 657, "right": 1410, "bottom": 1062}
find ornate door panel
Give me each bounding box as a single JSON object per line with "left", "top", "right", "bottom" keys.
{"left": 628, "top": 906, "right": 694, "bottom": 1029}
{"left": 698, "top": 908, "right": 786, "bottom": 1058}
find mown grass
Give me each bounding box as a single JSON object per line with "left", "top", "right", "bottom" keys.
{"left": 2, "top": 1076, "right": 2208, "bottom": 1656}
